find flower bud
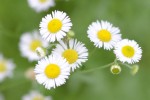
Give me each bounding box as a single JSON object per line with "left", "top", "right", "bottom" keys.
{"left": 110, "top": 65, "right": 121, "bottom": 74}
{"left": 35, "top": 47, "right": 46, "bottom": 58}
{"left": 25, "top": 67, "right": 35, "bottom": 81}
{"left": 67, "top": 30, "right": 75, "bottom": 38}
{"left": 131, "top": 65, "right": 139, "bottom": 75}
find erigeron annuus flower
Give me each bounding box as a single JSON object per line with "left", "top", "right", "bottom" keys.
{"left": 19, "top": 30, "right": 49, "bottom": 61}
{"left": 40, "top": 10, "right": 72, "bottom": 42}
{"left": 34, "top": 55, "right": 70, "bottom": 89}
{"left": 87, "top": 20, "right": 121, "bottom": 50}
{"left": 22, "top": 90, "right": 52, "bottom": 100}
{"left": 0, "top": 54, "right": 15, "bottom": 82}
{"left": 27, "top": 0, "right": 55, "bottom": 12}
{"left": 52, "top": 39, "right": 88, "bottom": 71}
{"left": 114, "top": 39, "right": 142, "bottom": 64}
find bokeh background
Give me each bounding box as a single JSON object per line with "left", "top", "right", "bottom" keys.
{"left": 0, "top": 0, "right": 150, "bottom": 100}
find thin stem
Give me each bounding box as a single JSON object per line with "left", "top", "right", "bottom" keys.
{"left": 120, "top": 63, "right": 132, "bottom": 69}
{"left": 78, "top": 62, "right": 114, "bottom": 74}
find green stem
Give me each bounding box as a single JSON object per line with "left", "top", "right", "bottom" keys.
{"left": 121, "top": 63, "right": 132, "bottom": 69}
{"left": 78, "top": 62, "right": 114, "bottom": 74}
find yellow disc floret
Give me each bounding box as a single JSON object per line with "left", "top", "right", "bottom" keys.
{"left": 122, "top": 45, "right": 135, "bottom": 58}
{"left": 48, "top": 19, "right": 62, "bottom": 33}
{"left": 30, "top": 40, "right": 42, "bottom": 51}
{"left": 62, "top": 49, "right": 78, "bottom": 64}
{"left": 33, "top": 95, "right": 44, "bottom": 100}
{"left": 97, "top": 29, "right": 112, "bottom": 42}
{"left": 44, "top": 64, "right": 60, "bottom": 79}
{"left": 0, "top": 61, "right": 7, "bottom": 73}
{"left": 39, "top": 0, "right": 47, "bottom": 3}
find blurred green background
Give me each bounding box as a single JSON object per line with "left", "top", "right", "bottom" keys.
{"left": 0, "top": 0, "right": 150, "bottom": 100}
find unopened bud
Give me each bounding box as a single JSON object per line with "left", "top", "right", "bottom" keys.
{"left": 67, "top": 30, "right": 75, "bottom": 38}
{"left": 110, "top": 65, "right": 121, "bottom": 75}
{"left": 25, "top": 67, "right": 35, "bottom": 81}
{"left": 131, "top": 65, "right": 139, "bottom": 75}
{"left": 36, "top": 47, "right": 46, "bottom": 58}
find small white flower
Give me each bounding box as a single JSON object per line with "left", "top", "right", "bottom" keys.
{"left": 34, "top": 55, "right": 70, "bottom": 89}
{"left": 19, "top": 30, "right": 48, "bottom": 61}
{"left": 114, "top": 39, "right": 142, "bottom": 64}
{"left": 22, "top": 90, "right": 52, "bottom": 100}
{"left": 40, "top": 10, "right": 72, "bottom": 42}
{"left": 27, "top": 0, "right": 55, "bottom": 12}
{"left": 0, "top": 54, "right": 15, "bottom": 82}
{"left": 87, "top": 20, "right": 121, "bottom": 50}
{"left": 52, "top": 39, "right": 88, "bottom": 71}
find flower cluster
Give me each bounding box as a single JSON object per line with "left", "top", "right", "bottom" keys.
{"left": 19, "top": 10, "right": 142, "bottom": 90}
{"left": 87, "top": 20, "right": 142, "bottom": 74}
{"left": 33, "top": 10, "right": 88, "bottom": 90}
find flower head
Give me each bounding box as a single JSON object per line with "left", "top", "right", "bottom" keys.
{"left": 40, "top": 10, "right": 72, "bottom": 42}
{"left": 22, "top": 90, "right": 52, "bottom": 100}
{"left": 114, "top": 39, "right": 142, "bottom": 64}
{"left": 87, "top": 20, "right": 121, "bottom": 50}
{"left": 19, "top": 30, "right": 48, "bottom": 61}
{"left": 0, "top": 54, "right": 15, "bottom": 82}
{"left": 52, "top": 39, "right": 88, "bottom": 71}
{"left": 34, "top": 55, "right": 70, "bottom": 89}
{"left": 27, "top": 0, "right": 55, "bottom": 12}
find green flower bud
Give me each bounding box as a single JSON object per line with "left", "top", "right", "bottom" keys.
{"left": 67, "top": 30, "right": 75, "bottom": 38}
{"left": 110, "top": 65, "right": 121, "bottom": 75}
{"left": 131, "top": 65, "right": 139, "bottom": 75}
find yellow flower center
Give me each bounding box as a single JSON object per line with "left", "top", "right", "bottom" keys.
{"left": 30, "top": 40, "right": 42, "bottom": 51}
{"left": 33, "top": 95, "right": 44, "bottom": 100}
{"left": 112, "top": 68, "right": 120, "bottom": 74}
{"left": 48, "top": 19, "right": 62, "bottom": 33}
{"left": 62, "top": 49, "right": 78, "bottom": 64}
{"left": 122, "top": 45, "right": 135, "bottom": 58}
{"left": 44, "top": 64, "right": 60, "bottom": 79}
{"left": 97, "top": 29, "right": 112, "bottom": 42}
{"left": 39, "top": 0, "right": 47, "bottom": 3}
{"left": 0, "top": 61, "right": 7, "bottom": 73}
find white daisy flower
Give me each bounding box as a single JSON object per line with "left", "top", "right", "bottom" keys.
{"left": 0, "top": 54, "right": 15, "bottom": 82}
{"left": 19, "top": 30, "right": 49, "bottom": 61}
{"left": 114, "top": 39, "right": 142, "bottom": 64}
{"left": 87, "top": 20, "right": 122, "bottom": 50}
{"left": 22, "top": 90, "right": 52, "bottom": 100}
{"left": 34, "top": 55, "right": 70, "bottom": 89}
{"left": 27, "top": 0, "right": 55, "bottom": 12}
{"left": 52, "top": 39, "right": 88, "bottom": 71}
{"left": 39, "top": 10, "right": 72, "bottom": 42}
